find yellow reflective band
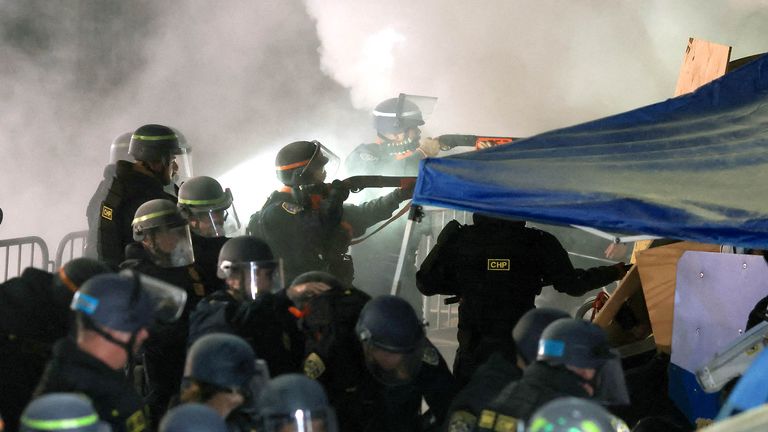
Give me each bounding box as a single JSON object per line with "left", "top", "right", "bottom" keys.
{"left": 21, "top": 413, "right": 98, "bottom": 430}
{"left": 131, "top": 133, "right": 177, "bottom": 141}
{"left": 177, "top": 196, "right": 229, "bottom": 207}
{"left": 132, "top": 209, "right": 177, "bottom": 225}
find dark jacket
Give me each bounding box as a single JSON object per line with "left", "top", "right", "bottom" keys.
{"left": 0, "top": 268, "right": 72, "bottom": 432}
{"left": 476, "top": 361, "right": 591, "bottom": 431}
{"left": 345, "top": 142, "right": 422, "bottom": 178}
{"left": 85, "top": 161, "right": 176, "bottom": 266}
{"left": 247, "top": 188, "right": 406, "bottom": 285}
{"left": 35, "top": 338, "right": 149, "bottom": 432}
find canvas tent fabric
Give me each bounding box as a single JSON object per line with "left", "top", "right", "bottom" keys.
{"left": 413, "top": 54, "right": 768, "bottom": 249}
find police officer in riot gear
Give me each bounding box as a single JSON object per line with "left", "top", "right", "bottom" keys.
{"left": 0, "top": 258, "right": 112, "bottom": 432}
{"left": 416, "top": 213, "right": 628, "bottom": 386}
{"left": 86, "top": 124, "right": 191, "bottom": 266}
{"left": 477, "top": 319, "right": 628, "bottom": 431}
{"left": 527, "top": 397, "right": 629, "bottom": 432}
{"left": 121, "top": 199, "right": 210, "bottom": 427}
{"left": 257, "top": 374, "right": 339, "bottom": 432}
{"left": 180, "top": 334, "right": 268, "bottom": 431}
{"left": 247, "top": 140, "right": 413, "bottom": 286}
{"left": 354, "top": 295, "right": 457, "bottom": 432}
{"left": 444, "top": 308, "right": 571, "bottom": 432}
{"left": 35, "top": 272, "right": 187, "bottom": 432}
{"left": 188, "top": 236, "right": 304, "bottom": 377}
{"left": 177, "top": 176, "right": 241, "bottom": 291}
{"left": 20, "top": 393, "right": 112, "bottom": 432}
{"left": 159, "top": 404, "right": 228, "bottom": 432}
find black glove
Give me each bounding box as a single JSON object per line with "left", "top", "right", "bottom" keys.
{"left": 328, "top": 179, "right": 350, "bottom": 202}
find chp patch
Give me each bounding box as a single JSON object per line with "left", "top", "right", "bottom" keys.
{"left": 101, "top": 205, "right": 114, "bottom": 221}
{"left": 422, "top": 345, "right": 440, "bottom": 366}
{"left": 487, "top": 259, "right": 510, "bottom": 271}
{"left": 281, "top": 202, "right": 303, "bottom": 215}
{"left": 358, "top": 151, "right": 378, "bottom": 162}
{"left": 304, "top": 352, "right": 326, "bottom": 379}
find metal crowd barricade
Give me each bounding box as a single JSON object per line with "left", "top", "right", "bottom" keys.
{"left": 55, "top": 230, "right": 88, "bottom": 269}
{"left": 0, "top": 236, "right": 53, "bottom": 282}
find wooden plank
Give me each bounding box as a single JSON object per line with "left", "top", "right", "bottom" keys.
{"left": 636, "top": 242, "right": 721, "bottom": 353}
{"left": 674, "top": 38, "right": 732, "bottom": 96}
{"left": 594, "top": 265, "right": 641, "bottom": 328}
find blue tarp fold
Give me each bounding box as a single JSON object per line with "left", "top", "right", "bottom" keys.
{"left": 414, "top": 54, "right": 768, "bottom": 248}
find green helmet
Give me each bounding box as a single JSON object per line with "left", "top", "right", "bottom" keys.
{"left": 177, "top": 176, "right": 240, "bottom": 237}
{"left": 528, "top": 397, "right": 629, "bottom": 432}
{"left": 132, "top": 199, "right": 194, "bottom": 267}
{"left": 20, "top": 393, "right": 110, "bottom": 432}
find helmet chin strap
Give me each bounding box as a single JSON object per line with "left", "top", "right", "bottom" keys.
{"left": 81, "top": 315, "right": 139, "bottom": 380}
{"left": 377, "top": 131, "right": 421, "bottom": 156}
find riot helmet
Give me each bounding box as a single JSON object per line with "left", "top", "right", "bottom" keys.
{"left": 20, "top": 393, "right": 111, "bottom": 432}
{"left": 178, "top": 176, "right": 241, "bottom": 238}
{"left": 275, "top": 140, "right": 339, "bottom": 187}
{"left": 513, "top": 308, "right": 571, "bottom": 365}
{"left": 356, "top": 295, "right": 426, "bottom": 385}
{"left": 184, "top": 334, "right": 261, "bottom": 395}
{"left": 108, "top": 132, "right": 133, "bottom": 164}
{"left": 128, "top": 124, "right": 191, "bottom": 186}
{"left": 258, "top": 374, "right": 338, "bottom": 432}
{"left": 132, "top": 199, "right": 195, "bottom": 267}
{"left": 527, "top": 397, "right": 629, "bottom": 432}
{"left": 537, "top": 319, "right": 629, "bottom": 405}
{"left": 159, "top": 404, "right": 227, "bottom": 432}
{"left": 372, "top": 94, "right": 436, "bottom": 156}
{"left": 53, "top": 257, "right": 112, "bottom": 302}
{"left": 217, "top": 236, "right": 282, "bottom": 299}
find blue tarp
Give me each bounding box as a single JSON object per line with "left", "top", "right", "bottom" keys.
{"left": 414, "top": 54, "right": 768, "bottom": 248}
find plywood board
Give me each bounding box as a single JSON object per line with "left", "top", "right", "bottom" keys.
{"left": 674, "top": 38, "right": 731, "bottom": 96}
{"left": 636, "top": 242, "right": 721, "bottom": 353}
{"left": 594, "top": 265, "right": 641, "bottom": 328}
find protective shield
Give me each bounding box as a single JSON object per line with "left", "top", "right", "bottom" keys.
{"left": 120, "top": 269, "right": 188, "bottom": 323}
{"left": 594, "top": 352, "right": 631, "bottom": 405}
{"left": 299, "top": 141, "right": 339, "bottom": 184}
{"left": 145, "top": 224, "right": 195, "bottom": 268}
{"left": 398, "top": 93, "right": 437, "bottom": 120}
{"left": 219, "top": 259, "right": 284, "bottom": 299}
{"left": 185, "top": 190, "right": 241, "bottom": 237}
{"left": 361, "top": 338, "right": 425, "bottom": 386}
{"left": 261, "top": 407, "right": 339, "bottom": 432}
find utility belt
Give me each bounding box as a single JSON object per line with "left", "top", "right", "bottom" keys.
{"left": 0, "top": 332, "right": 53, "bottom": 359}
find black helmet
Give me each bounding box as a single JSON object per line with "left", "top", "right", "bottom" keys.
{"left": 274, "top": 140, "right": 339, "bottom": 186}
{"left": 356, "top": 295, "right": 427, "bottom": 386}
{"left": 258, "top": 374, "right": 338, "bottom": 432}
{"left": 513, "top": 308, "right": 571, "bottom": 365}
{"left": 177, "top": 176, "right": 240, "bottom": 238}
{"left": 20, "top": 393, "right": 110, "bottom": 432}
{"left": 128, "top": 124, "right": 184, "bottom": 163}
{"left": 132, "top": 199, "right": 195, "bottom": 267}
{"left": 109, "top": 131, "right": 133, "bottom": 164}
{"left": 55, "top": 257, "right": 113, "bottom": 295}
{"left": 159, "top": 404, "right": 227, "bottom": 432}
{"left": 527, "top": 397, "right": 629, "bottom": 432}
{"left": 373, "top": 97, "right": 425, "bottom": 135}
{"left": 537, "top": 318, "right": 615, "bottom": 369}
{"left": 184, "top": 333, "right": 257, "bottom": 392}
{"left": 356, "top": 295, "right": 424, "bottom": 352}
{"left": 217, "top": 236, "right": 281, "bottom": 298}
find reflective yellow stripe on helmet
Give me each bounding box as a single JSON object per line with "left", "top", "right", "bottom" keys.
{"left": 177, "top": 196, "right": 229, "bottom": 207}
{"left": 132, "top": 133, "right": 177, "bottom": 141}
{"left": 21, "top": 413, "right": 98, "bottom": 430}
{"left": 132, "top": 209, "right": 178, "bottom": 225}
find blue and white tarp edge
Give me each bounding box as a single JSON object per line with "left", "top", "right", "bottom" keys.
{"left": 413, "top": 54, "right": 768, "bottom": 249}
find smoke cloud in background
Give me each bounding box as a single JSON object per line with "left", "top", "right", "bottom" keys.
{"left": 1, "top": 0, "right": 767, "bottom": 258}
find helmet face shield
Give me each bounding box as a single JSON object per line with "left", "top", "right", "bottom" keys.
{"left": 187, "top": 205, "right": 241, "bottom": 237}
{"left": 593, "top": 352, "right": 630, "bottom": 405}
{"left": 145, "top": 224, "right": 195, "bottom": 268}
{"left": 299, "top": 141, "right": 339, "bottom": 184}
{"left": 361, "top": 339, "right": 425, "bottom": 386}
{"left": 120, "top": 269, "right": 188, "bottom": 323}
{"left": 172, "top": 150, "right": 193, "bottom": 184}
{"left": 219, "top": 259, "right": 284, "bottom": 299}
{"left": 261, "top": 408, "right": 338, "bottom": 432}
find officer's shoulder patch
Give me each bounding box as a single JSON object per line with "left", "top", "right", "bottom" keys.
{"left": 281, "top": 202, "right": 302, "bottom": 215}
{"left": 359, "top": 151, "right": 378, "bottom": 162}
{"left": 478, "top": 410, "right": 497, "bottom": 429}
{"left": 447, "top": 410, "right": 477, "bottom": 432}
{"left": 304, "top": 352, "right": 326, "bottom": 379}
{"left": 422, "top": 345, "right": 440, "bottom": 366}
{"left": 126, "top": 409, "right": 147, "bottom": 432}
{"left": 101, "top": 205, "right": 113, "bottom": 221}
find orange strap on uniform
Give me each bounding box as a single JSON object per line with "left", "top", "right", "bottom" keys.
{"left": 58, "top": 267, "right": 79, "bottom": 293}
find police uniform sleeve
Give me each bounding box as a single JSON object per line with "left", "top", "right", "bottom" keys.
{"left": 415, "top": 220, "right": 463, "bottom": 296}
{"left": 533, "top": 230, "right": 622, "bottom": 297}
{"left": 342, "top": 188, "right": 407, "bottom": 236}
{"left": 417, "top": 342, "right": 459, "bottom": 428}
